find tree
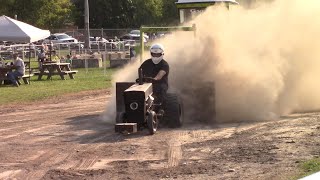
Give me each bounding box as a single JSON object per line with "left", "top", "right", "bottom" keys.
{"left": 132, "top": 0, "right": 164, "bottom": 27}
{"left": 1, "top": 0, "right": 180, "bottom": 29}
{"left": 0, "top": 0, "right": 75, "bottom": 29}
{"left": 73, "top": 0, "right": 180, "bottom": 29}
{"left": 0, "top": 0, "right": 15, "bottom": 16}
{"left": 161, "top": 0, "right": 179, "bottom": 26}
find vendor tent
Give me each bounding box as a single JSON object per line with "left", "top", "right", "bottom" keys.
{"left": 0, "top": 15, "right": 50, "bottom": 43}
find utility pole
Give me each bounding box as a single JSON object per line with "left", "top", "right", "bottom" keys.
{"left": 84, "top": 0, "right": 90, "bottom": 50}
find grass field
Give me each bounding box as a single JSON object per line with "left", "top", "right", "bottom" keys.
{"left": 293, "top": 158, "right": 320, "bottom": 179}
{"left": 0, "top": 67, "right": 118, "bottom": 105}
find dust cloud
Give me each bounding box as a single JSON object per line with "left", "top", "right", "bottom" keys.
{"left": 104, "top": 0, "right": 320, "bottom": 124}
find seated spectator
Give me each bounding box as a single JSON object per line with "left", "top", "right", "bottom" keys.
{"left": 51, "top": 51, "right": 60, "bottom": 63}
{"left": 7, "top": 53, "right": 25, "bottom": 87}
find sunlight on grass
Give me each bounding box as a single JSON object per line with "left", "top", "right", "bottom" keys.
{"left": 0, "top": 68, "right": 118, "bottom": 105}
{"left": 293, "top": 158, "right": 320, "bottom": 179}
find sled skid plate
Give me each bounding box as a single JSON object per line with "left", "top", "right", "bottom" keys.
{"left": 115, "top": 123, "right": 137, "bottom": 133}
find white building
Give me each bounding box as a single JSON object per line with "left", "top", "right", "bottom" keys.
{"left": 176, "top": 0, "right": 239, "bottom": 23}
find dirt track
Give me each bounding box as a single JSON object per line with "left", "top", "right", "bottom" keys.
{"left": 0, "top": 90, "right": 320, "bottom": 180}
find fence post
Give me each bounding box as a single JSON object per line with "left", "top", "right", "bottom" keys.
{"left": 104, "top": 42, "right": 107, "bottom": 77}
{"left": 85, "top": 49, "right": 88, "bottom": 74}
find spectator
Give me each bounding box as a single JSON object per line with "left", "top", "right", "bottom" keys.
{"left": 130, "top": 47, "right": 136, "bottom": 62}
{"left": 51, "top": 51, "right": 60, "bottom": 63}
{"left": 38, "top": 48, "right": 46, "bottom": 69}
{"left": 7, "top": 53, "right": 25, "bottom": 87}
{"left": 65, "top": 54, "right": 72, "bottom": 67}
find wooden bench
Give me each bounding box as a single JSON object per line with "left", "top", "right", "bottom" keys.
{"left": 0, "top": 74, "right": 34, "bottom": 85}
{"left": 25, "top": 68, "right": 39, "bottom": 74}
{"left": 63, "top": 70, "right": 78, "bottom": 74}
{"left": 17, "top": 74, "right": 34, "bottom": 85}
{"left": 34, "top": 70, "right": 78, "bottom": 80}
{"left": 58, "top": 70, "right": 78, "bottom": 79}
{"left": 33, "top": 71, "right": 49, "bottom": 75}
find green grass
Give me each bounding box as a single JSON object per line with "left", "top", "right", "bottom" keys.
{"left": 293, "top": 158, "right": 320, "bottom": 179}
{"left": 0, "top": 67, "right": 118, "bottom": 105}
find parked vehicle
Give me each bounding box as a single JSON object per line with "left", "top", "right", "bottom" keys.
{"left": 129, "top": 30, "right": 149, "bottom": 40}
{"left": 90, "top": 36, "right": 118, "bottom": 49}
{"left": 120, "top": 34, "right": 147, "bottom": 43}
{"left": 120, "top": 30, "right": 149, "bottom": 43}
{"left": 43, "top": 33, "right": 83, "bottom": 49}
{"left": 64, "top": 31, "right": 85, "bottom": 42}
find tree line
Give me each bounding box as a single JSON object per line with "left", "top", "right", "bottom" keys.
{"left": 0, "top": 0, "right": 179, "bottom": 29}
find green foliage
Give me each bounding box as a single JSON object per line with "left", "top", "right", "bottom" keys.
{"left": 0, "top": 0, "right": 75, "bottom": 29}
{"left": 132, "top": 0, "right": 163, "bottom": 26}
{"left": 73, "top": 0, "right": 180, "bottom": 29}
{"left": 0, "top": 0, "right": 180, "bottom": 30}
{"left": 161, "top": 0, "right": 180, "bottom": 25}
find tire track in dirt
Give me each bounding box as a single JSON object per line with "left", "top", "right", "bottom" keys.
{"left": 163, "top": 123, "right": 247, "bottom": 168}
{"left": 0, "top": 92, "right": 111, "bottom": 179}
{"left": 0, "top": 170, "right": 22, "bottom": 180}
{"left": 167, "top": 143, "right": 182, "bottom": 167}
{"left": 165, "top": 131, "right": 188, "bottom": 167}
{"left": 12, "top": 130, "right": 113, "bottom": 178}
{"left": 56, "top": 132, "right": 115, "bottom": 170}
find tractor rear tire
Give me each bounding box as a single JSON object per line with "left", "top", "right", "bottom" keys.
{"left": 147, "top": 111, "right": 157, "bottom": 135}
{"left": 163, "top": 93, "right": 184, "bottom": 128}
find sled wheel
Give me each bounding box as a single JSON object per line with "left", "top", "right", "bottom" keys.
{"left": 163, "top": 93, "right": 184, "bottom": 128}
{"left": 147, "top": 111, "right": 158, "bottom": 135}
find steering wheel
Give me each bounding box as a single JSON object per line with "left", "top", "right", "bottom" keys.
{"left": 136, "top": 77, "right": 155, "bottom": 83}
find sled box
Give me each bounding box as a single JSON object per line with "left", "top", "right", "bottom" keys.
{"left": 115, "top": 123, "right": 137, "bottom": 133}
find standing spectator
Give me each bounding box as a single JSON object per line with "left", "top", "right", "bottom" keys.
{"left": 38, "top": 48, "right": 46, "bottom": 69}
{"left": 7, "top": 53, "right": 25, "bottom": 87}
{"left": 129, "top": 47, "right": 136, "bottom": 62}
{"left": 65, "top": 54, "right": 72, "bottom": 67}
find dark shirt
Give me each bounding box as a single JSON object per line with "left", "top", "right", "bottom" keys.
{"left": 139, "top": 58, "right": 169, "bottom": 87}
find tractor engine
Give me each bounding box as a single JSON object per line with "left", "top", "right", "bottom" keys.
{"left": 123, "top": 83, "right": 153, "bottom": 126}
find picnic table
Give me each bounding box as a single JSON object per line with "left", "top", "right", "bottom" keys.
{"left": 34, "top": 62, "right": 78, "bottom": 80}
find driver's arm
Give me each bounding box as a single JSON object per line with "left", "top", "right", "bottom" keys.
{"left": 154, "top": 70, "right": 166, "bottom": 81}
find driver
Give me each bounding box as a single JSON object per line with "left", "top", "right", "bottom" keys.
{"left": 139, "top": 43, "right": 169, "bottom": 104}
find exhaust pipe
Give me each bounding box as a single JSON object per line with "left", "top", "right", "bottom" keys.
{"left": 138, "top": 68, "right": 143, "bottom": 85}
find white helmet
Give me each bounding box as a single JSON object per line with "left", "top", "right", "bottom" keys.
{"left": 150, "top": 44, "right": 164, "bottom": 64}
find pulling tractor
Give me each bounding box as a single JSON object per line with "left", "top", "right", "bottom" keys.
{"left": 114, "top": 25, "right": 198, "bottom": 135}
{"left": 115, "top": 68, "right": 183, "bottom": 135}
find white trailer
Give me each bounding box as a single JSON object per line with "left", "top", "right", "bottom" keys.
{"left": 176, "top": 0, "right": 239, "bottom": 23}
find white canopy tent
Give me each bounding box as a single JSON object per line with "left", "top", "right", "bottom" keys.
{"left": 0, "top": 15, "right": 50, "bottom": 83}
{"left": 0, "top": 15, "right": 50, "bottom": 43}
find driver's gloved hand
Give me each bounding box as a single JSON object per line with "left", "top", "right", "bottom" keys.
{"left": 136, "top": 77, "right": 157, "bottom": 83}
